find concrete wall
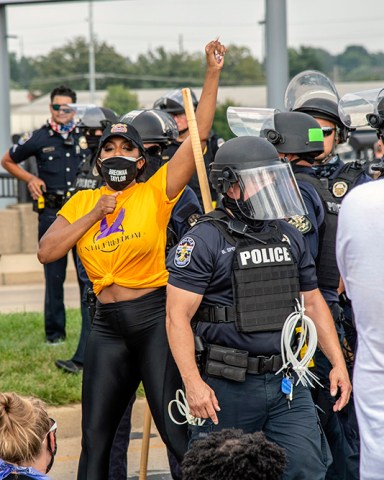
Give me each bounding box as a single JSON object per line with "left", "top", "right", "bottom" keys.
{"left": 0, "top": 203, "right": 37, "bottom": 254}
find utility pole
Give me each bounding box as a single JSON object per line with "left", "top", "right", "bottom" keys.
{"left": 0, "top": 5, "right": 11, "bottom": 169}
{"left": 265, "top": 0, "right": 288, "bottom": 110}
{"left": 88, "top": 1, "right": 96, "bottom": 103}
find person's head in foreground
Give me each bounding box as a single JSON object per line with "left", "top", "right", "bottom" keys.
{"left": 181, "top": 429, "right": 287, "bottom": 480}
{"left": 0, "top": 392, "right": 57, "bottom": 479}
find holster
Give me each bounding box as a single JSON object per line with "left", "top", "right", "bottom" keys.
{"left": 205, "top": 344, "right": 249, "bottom": 382}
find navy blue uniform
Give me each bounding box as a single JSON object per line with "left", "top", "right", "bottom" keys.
{"left": 161, "top": 132, "right": 221, "bottom": 207}
{"left": 167, "top": 213, "right": 331, "bottom": 480}
{"left": 10, "top": 124, "right": 90, "bottom": 342}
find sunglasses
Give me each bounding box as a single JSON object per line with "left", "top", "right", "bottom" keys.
{"left": 51, "top": 104, "right": 73, "bottom": 114}
{"left": 321, "top": 127, "right": 336, "bottom": 137}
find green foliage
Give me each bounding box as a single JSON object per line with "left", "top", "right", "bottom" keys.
{"left": 288, "top": 46, "right": 330, "bottom": 78}
{"left": 8, "top": 37, "right": 384, "bottom": 95}
{"left": 213, "top": 99, "right": 238, "bottom": 141}
{"left": 103, "top": 84, "right": 139, "bottom": 116}
{"left": 0, "top": 309, "right": 145, "bottom": 405}
{"left": 0, "top": 309, "right": 82, "bottom": 405}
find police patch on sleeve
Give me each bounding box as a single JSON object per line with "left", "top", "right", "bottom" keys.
{"left": 287, "top": 215, "right": 312, "bottom": 234}
{"left": 17, "top": 131, "right": 32, "bottom": 145}
{"left": 174, "top": 237, "right": 195, "bottom": 268}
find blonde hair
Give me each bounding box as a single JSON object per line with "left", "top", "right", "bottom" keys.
{"left": 0, "top": 392, "right": 51, "bottom": 464}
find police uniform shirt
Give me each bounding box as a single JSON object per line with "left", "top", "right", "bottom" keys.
{"left": 9, "top": 124, "right": 90, "bottom": 194}
{"left": 170, "top": 186, "right": 202, "bottom": 240}
{"left": 290, "top": 164, "right": 325, "bottom": 261}
{"left": 167, "top": 218, "right": 317, "bottom": 356}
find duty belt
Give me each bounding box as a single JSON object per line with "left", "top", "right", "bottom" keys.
{"left": 205, "top": 343, "right": 283, "bottom": 382}
{"left": 44, "top": 192, "right": 68, "bottom": 209}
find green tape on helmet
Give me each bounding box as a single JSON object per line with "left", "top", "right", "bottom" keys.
{"left": 308, "top": 128, "right": 324, "bottom": 142}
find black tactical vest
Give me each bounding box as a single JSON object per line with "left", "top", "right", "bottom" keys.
{"left": 72, "top": 154, "right": 103, "bottom": 194}
{"left": 196, "top": 211, "right": 300, "bottom": 333}
{"left": 295, "top": 172, "right": 339, "bottom": 290}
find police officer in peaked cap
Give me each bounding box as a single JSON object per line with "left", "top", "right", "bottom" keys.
{"left": 166, "top": 135, "right": 351, "bottom": 480}
{"left": 1, "top": 85, "right": 91, "bottom": 345}
{"left": 154, "top": 88, "right": 224, "bottom": 208}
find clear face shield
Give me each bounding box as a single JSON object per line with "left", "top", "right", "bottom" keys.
{"left": 284, "top": 70, "right": 340, "bottom": 111}
{"left": 227, "top": 107, "right": 278, "bottom": 137}
{"left": 338, "top": 88, "right": 384, "bottom": 131}
{"left": 232, "top": 163, "right": 307, "bottom": 221}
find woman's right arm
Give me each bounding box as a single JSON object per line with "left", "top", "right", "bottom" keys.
{"left": 38, "top": 192, "right": 121, "bottom": 263}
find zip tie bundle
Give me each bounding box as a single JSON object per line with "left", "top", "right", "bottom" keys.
{"left": 168, "top": 389, "right": 206, "bottom": 426}
{"left": 276, "top": 296, "right": 322, "bottom": 388}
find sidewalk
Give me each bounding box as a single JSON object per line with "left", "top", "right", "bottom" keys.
{"left": 0, "top": 253, "right": 172, "bottom": 479}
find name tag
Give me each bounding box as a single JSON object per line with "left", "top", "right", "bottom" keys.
{"left": 237, "top": 244, "right": 293, "bottom": 268}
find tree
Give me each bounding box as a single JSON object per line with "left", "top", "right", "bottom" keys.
{"left": 103, "top": 85, "right": 138, "bottom": 117}
{"left": 288, "top": 46, "right": 331, "bottom": 78}
{"left": 213, "top": 99, "right": 238, "bottom": 141}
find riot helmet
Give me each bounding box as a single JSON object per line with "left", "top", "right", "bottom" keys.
{"left": 71, "top": 105, "right": 118, "bottom": 152}
{"left": 120, "top": 109, "right": 178, "bottom": 145}
{"left": 226, "top": 107, "right": 324, "bottom": 164}
{"left": 73, "top": 104, "right": 118, "bottom": 130}
{"left": 210, "top": 136, "right": 307, "bottom": 221}
{"left": 270, "top": 111, "right": 325, "bottom": 160}
{"left": 284, "top": 69, "right": 349, "bottom": 145}
{"left": 153, "top": 88, "right": 199, "bottom": 114}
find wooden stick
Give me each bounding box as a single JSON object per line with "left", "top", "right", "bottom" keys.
{"left": 139, "top": 401, "right": 152, "bottom": 480}
{"left": 182, "top": 87, "right": 213, "bottom": 214}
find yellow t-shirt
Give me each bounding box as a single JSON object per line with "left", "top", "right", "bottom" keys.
{"left": 59, "top": 164, "right": 181, "bottom": 295}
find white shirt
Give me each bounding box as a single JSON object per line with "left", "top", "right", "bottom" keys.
{"left": 336, "top": 180, "right": 384, "bottom": 480}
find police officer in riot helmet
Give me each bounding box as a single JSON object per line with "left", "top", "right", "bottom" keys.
{"left": 154, "top": 88, "right": 223, "bottom": 207}
{"left": 166, "top": 135, "right": 351, "bottom": 480}
{"left": 294, "top": 98, "right": 371, "bottom": 188}
{"left": 264, "top": 111, "right": 359, "bottom": 480}
{"left": 121, "top": 109, "right": 202, "bottom": 242}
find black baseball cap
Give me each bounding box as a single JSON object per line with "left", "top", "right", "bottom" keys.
{"left": 96, "top": 122, "right": 145, "bottom": 158}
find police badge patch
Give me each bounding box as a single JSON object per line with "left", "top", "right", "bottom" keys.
{"left": 17, "top": 132, "right": 32, "bottom": 145}
{"left": 287, "top": 215, "right": 313, "bottom": 234}
{"left": 174, "top": 237, "right": 195, "bottom": 268}
{"left": 332, "top": 181, "right": 348, "bottom": 198}
{"left": 78, "top": 136, "right": 88, "bottom": 150}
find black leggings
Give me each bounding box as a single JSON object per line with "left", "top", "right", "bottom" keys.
{"left": 77, "top": 288, "right": 188, "bottom": 480}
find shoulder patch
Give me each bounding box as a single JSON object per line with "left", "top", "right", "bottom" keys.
{"left": 17, "top": 131, "right": 32, "bottom": 145}
{"left": 78, "top": 136, "right": 88, "bottom": 150}
{"left": 174, "top": 236, "right": 195, "bottom": 268}
{"left": 332, "top": 181, "right": 348, "bottom": 198}
{"left": 287, "top": 215, "right": 312, "bottom": 234}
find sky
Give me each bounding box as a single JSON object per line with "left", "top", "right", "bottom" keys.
{"left": 5, "top": 0, "right": 384, "bottom": 62}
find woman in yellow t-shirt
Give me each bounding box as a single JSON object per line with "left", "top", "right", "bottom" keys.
{"left": 37, "top": 40, "right": 226, "bottom": 480}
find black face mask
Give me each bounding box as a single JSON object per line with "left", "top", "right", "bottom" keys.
{"left": 223, "top": 196, "right": 263, "bottom": 230}
{"left": 86, "top": 135, "right": 101, "bottom": 153}
{"left": 98, "top": 155, "right": 141, "bottom": 190}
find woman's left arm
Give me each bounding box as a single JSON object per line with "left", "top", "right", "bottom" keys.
{"left": 166, "top": 40, "right": 226, "bottom": 199}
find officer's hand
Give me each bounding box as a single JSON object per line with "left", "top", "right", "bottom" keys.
{"left": 93, "top": 192, "right": 122, "bottom": 219}
{"left": 205, "top": 39, "right": 227, "bottom": 71}
{"left": 329, "top": 365, "right": 352, "bottom": 412}
{"left": 185, "top": 378, "right": 220, "bottom": 424}
{"left": 27, "top": 176, "right": 46, "bottom": 200}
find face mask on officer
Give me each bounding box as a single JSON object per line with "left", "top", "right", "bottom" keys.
{"left": 97, "top": 155, "right": 142, "bottom": 190}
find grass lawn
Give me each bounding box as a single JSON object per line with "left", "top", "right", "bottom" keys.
{"left": 0, "top": 309, "right": 83, "bottom": 405}
{"left": 0, "top": 308, "right": 145, "bottom": 406}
